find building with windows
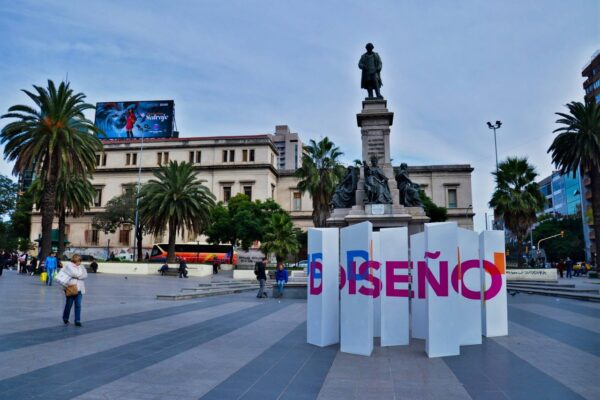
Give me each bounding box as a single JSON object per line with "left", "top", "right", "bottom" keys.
{"left": 29, "top": 126, "right": 473, "bottom": 258}
{"left": 538, "top": 171, "right": 582, "bottom": 217}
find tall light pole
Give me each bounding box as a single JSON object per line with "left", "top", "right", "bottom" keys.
{"left": 133, "top": 133, "right": 145, "bottom": 262}
{"left": 487, "top": 120, "right": 502, "bottom": 174}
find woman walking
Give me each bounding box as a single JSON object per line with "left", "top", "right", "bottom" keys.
{"left": 62, "top": 254, "right": 88, "bottom": 327}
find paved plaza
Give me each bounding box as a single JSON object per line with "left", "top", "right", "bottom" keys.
{"left": 0, "top": 270, "right": 599, "bottom": 400}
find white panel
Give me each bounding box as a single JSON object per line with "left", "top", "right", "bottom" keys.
{"left": 479, "top": 230, "right": 508, "bottom": 337}
{"left": 372, "top": 232, "right": 381, "bottom": 338}
{"left": 380, "top": 227, "right": 410, "bottom": 346}
{"left": 409, "top": 232, "right": 426, "bottom": 339}
{"left": 457, "top": 228, "right": 482, "bottom": 346}
{"left": 424, "top": 222, "right": 460, "bottom": 358}
{"left": 307, "top": 228, "right": 340, "bottom": 347}
{"left": 340, "top": 221, "right": 373, "bottom": 356}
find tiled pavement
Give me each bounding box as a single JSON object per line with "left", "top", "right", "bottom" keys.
{"left": 0, "top": 271, "right": 598, "bottom": 399}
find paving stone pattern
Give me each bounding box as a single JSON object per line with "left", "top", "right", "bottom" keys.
{"left": 0, "top": 271, "right": 598, "bottom": 399}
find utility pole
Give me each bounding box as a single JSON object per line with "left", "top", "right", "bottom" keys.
{"left": 487, "top": 120, "right": 502, "bottom": 174}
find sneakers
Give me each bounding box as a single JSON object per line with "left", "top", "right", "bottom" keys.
{"left": 75, "top": 322, "right": 82, "bottom": 327}
{"left": 63, "top": 320, "right": 69, "bottom": 325}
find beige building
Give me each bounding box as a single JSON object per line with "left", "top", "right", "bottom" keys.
{"left": 29, "top": 128, "right": 473, "bottom": 258}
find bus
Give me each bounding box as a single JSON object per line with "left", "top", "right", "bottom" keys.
{"left": 149, "top": 243, "right": 237, "bottom": 265}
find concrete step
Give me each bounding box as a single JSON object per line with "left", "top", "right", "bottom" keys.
{"left": 508, "top": 281, "right": 573, "bottom": 287}
{"left": 507, "top": 287, "right": 600, "bottom": 302}
{"left": 508, "top": 285, "right": 598, "bottom": 293}
{"left": 157, "top": 286, "right": 263, "bottom": 300}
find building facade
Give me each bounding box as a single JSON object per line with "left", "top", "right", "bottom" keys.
{"left": 538, "top": 171, "right": 582, "bottom": 217}
{"left": 29, "top": 128, "right": 474, "bottom": 258}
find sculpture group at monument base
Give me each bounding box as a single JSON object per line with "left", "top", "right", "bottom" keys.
{"left": 306, "top": 221, "right": 508, "bottom": 358}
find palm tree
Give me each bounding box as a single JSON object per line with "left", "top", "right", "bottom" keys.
{"left": 1, "top": 80, "right": 103, "bottom": 259}
{"left": 30, "top": 177, "right": 96, "bottom": 257}
{"left": 549, "top": 101, "right": 600, "bottom": 267}
{"left": 261, "top": 212, "right": 300, "bottom": 263}
{"left": 139, "top": 161, "right": 215, "bottom": 262}
{"left": 489, "top": 157, "right": 545, "bottom": 267}
{"left": 295, "top": 137, "right": 346, "bottom": 227}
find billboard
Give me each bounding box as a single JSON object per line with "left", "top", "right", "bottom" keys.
{"left": 94, "top": 100, "right": 174, "bottom": 139}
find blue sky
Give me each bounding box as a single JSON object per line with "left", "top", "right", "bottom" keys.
{"left": 0, "top": 0, "right": 598, "bottom": 231}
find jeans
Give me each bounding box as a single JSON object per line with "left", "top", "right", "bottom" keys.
{"left": 257, "top": 279, "right": 266, "bottom": 298}
{"left": 46, "top": 268, "right": 56, "bottom": 285}
{"left": 277, "top": 280, "right": 286, "bottom": 295}
{"left": 566, "top": 268, "right": 573, "bottom": 279}
{"left": 63, "top": 292, "right": 82, "bottom": 323}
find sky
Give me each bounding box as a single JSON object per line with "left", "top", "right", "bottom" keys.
{"left": 0, "top": 0, "right": 598, "bottom": 231}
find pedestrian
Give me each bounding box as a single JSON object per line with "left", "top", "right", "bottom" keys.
{"left": 275, "top": 262, "right": 288, "bottom": 298}
{"left": 158, "top": 262, "right": 169, "bottom": 276}
{"left": 62, "top": 254, "right": 88, "bottom": 327}
{"left": 89, "top": 257, "right": 98, "bottom": 273}
{"left": 557, "top": 259, "right": 565, "bottom": 279}
{"left": 212, "top": 256, "right": 220, "bottom": 274}
{"left": 18, "top": 252, "right": 27, "bottom": 274}
{"left": 28, "top": 256, "right": 38, "bottom": 276}
{"left": 255, "top": 257, "right": 268, "bottom": 298}
{"left": 45, "top": 251, "right": 58, "bottom": 286}
{"left": 144, "top": 252, "right": 149, "bottom": 261}
{"left": 565, "top": 257, "right": 574, "bottom": 279}
{"left": 178, "top": 258, "right": 188, "bottom": 278}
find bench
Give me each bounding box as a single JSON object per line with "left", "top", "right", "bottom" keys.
{"left": 271, "top": 282, "right": 307, "bottom": 299}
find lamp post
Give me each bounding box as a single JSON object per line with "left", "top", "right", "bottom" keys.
{"left": 486, "top": 120, "right": 502, "bottom": 175}
{"left": 133, "top": 132, "right": 145, "bottom": 262}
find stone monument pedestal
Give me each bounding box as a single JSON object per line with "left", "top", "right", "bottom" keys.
{"left": 327, "top": 98, "right": 429, "bottom": 233}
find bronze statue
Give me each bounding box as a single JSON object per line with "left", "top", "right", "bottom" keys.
{"left": 358, "top": 43, "right": 383, "bottom": 99}
{"left": 395, "top": 163, "right": 423, "bottom": 207}
{"left": 364, "top": 156, "right": 392, "bottom": 204}
{"left": 331, "top": 166, "right": 359, "bottom": 209}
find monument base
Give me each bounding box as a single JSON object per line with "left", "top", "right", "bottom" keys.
{"left": 327, "top": 205, "right": 428, "bottom": 235}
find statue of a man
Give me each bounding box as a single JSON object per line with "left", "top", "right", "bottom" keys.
{"left": 358, "top": 43, "right": 383, "bottom": 99}
{"left": 331, "top": 166, "right": 359, "bottom": 209}
{"left": 364, "top": 156, "right": 392, "bottom": 204}
{"left": 395, "top": 163, "right": 423, "bottom": 207}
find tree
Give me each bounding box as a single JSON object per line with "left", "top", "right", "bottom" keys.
{"left": 93, "top": 190, "right": 146, "bottom": 261}
{"left": 1, "top": 80, "right": 103, "bottom": 260}
{"left": 139, "top": 161, "right": 215, "bottom": 262}
{"left": 295, "top": 137, "right": 346, "bottom": 227}
{"left": 419, "top": 190, "right": 448, "bottom": 222}
{"left": 548, "top": 101, "right": 600, "bottom": 267}
{"left": 532, "top": 215, "right": 584, "bottom": 262}
{"left": 489, "top": 157, "right": 545, "bottom": 267}
{"left": 205, "top": 194, "right": 285, "bottom": 250}
{"left": 0, "top": 175, "right": 17, "bottom": 218}
{"left": 261, "top": 212, "right": 300, "bottom": 262}
{"left": 31, "top": 177, "right": 95, "bottom": 257}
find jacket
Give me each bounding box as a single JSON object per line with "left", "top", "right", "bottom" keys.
{"left": 254, "top": 262, "right": 266, "bottom": 280}
{"left": 45, "top": 256, "right": 58, "bottom": 270}
{"left": 275, "top": 269, "right": 288, "bottom": 282}
{"left": 63, "top": 262, "right": 88, "bottom": 294}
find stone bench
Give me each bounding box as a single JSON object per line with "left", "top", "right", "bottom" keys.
{"left": 272, "top": 282, "right": 307, "bottom": 299}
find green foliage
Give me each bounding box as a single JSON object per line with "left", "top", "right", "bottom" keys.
{"left": 532, "top": 216, "right": 584, "bottom": 262}
{"left": 489, "top": 157, "right": 545, "bottom": 266}
{"left": 295, "top": 137, "right": 346, "bottom": 227}
{"left": 0, "top": 175, "right": 17, "bottom": 217}
{"left": 205, "top": 194, "right": 286, "bottom": 250}
{"left": 419, "top": 190, "right": 447, "bottom": 222}
{"left": 10, "top": 190, "right": 33, "bottom": 239}
{"left": 93, "top": 190, "right": 138, "bottom": 234}
{"left": 139, "top": 161, "right": 215, "bottom": 261}
{"left": 261, "top": 212, "right": 300, "bottom": 262}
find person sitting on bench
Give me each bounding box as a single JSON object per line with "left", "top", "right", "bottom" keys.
{"left": 158, "top": 263, "right": 169, "bottom": 276}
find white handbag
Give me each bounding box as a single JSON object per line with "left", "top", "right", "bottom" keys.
{"left": 55, "top": 269, "right": 71, "bottom": 287}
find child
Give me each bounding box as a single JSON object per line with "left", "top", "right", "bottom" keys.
{"left": 275, "top": 262, "right": 288, "bottom": 298}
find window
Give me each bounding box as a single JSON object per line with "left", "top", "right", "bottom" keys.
{"left": 157, "top": 152, "right": 169, "bottom": 165}
{"left": 229, "top": 150, "right": 235, "bottom": 162}
{"left": 119, "top": 229, "right": 130, "bottom": 245}
{"left": 293, "top": 192, "right": 301, "bottom": 211}
{"left": 85, "top": 229, "right": 99, "bottom": 245}
{"left": 95, "top": 154, "right": 100, "bottom": 166}
{"left": 195, "top": 151, "right": 201, "bottom": 163}
{"left": 222, "top": 150, "right": 228, "bottom": 162}
{"left": 249, "top": 149, "right": 255, "bottom": 162}
{"left": 243, "top": 185, "right": 252, "bottom": 200}
{"left": 122, "top": 184, "right": 136, "bottom": 195}
{"left": 294, "top": 144, "right": 298, "bottom": 169}
{"left": 125, "top": 153, "right": 137, "bottom": 166}
{"left": 189, "top": 151, "right": 201, "bottom": 164}
{"left": 447, "top": 188, "right": 457, "bottom": 209}
{"left": 189, "top": 151, "right": 194, "bottom": 163}
{"left": 93, "top": 188, "right": 102, "bottom": 207}
{"left": 242, "top": 149, "right": 248, "bottom": 162}
{"left": 95, "top": 154, "right": 106, "bottom": 167}
{"left": 271, "top": 184, "right": 276, "bottom": 199}
{"left": 223, "top": 186, "right": 232, "bottom": 202}
{"left": 222, "top": 149, "right": 235, "bottom": 162}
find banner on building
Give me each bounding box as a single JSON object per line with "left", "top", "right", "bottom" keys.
{"left": 95, "top": 100, "right": 174, "bottom": 139}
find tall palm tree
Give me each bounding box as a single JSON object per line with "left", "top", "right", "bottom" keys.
{"left": 139, "top": 161, "right": 215, "bottom": 262}
{"left": 489, "top": 157, "right": 545, "bottom": 267}
{"left": 261, "top": 212, "right": 300, "bottom": 263}
{"left": 1, "top": 80, "right": 103, "bottom": 259}
{"left": 30, "top": 177, "right": 96, "bottom": 257}
{"left": 549, "top": 101, "right": 600, "bottom": 267}
{"left": 295, "top": 137, "right": 346, "bottom": 227}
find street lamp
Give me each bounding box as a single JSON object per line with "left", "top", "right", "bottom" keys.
{"left": 486, "top": 120, "right": 502, "bottom": 174}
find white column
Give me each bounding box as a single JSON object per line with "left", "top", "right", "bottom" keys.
{"left": 340, "top": 221, "right": 373, "bottom": 356}
{"left": 380, "top": 227, "right": 410, "bottom": 346}
{"left": 424, "top": 222, "right": 460, "bottom": 358}
{"left": 479, "top": 230, "right": 508, "bottom": 337}
{"left": 307, "top": 228, "right": 340, "bottom": 347}
{"left": 410, "top": 232, "right": 426, "bottom": 339}
{"left": 457, "top": 228, "right": 482, "bottom": 346}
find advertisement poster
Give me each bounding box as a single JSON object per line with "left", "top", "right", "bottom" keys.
{"left": 95, "top": 100, "right": 174, "bottom": 139}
